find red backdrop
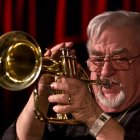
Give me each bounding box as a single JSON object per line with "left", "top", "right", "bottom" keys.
{"left": 0, "top": 0, "right": 140, "bottom": 136}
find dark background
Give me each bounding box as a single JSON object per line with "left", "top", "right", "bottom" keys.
{"left": 0, "top": 0, "right": 140, "bottom": 137}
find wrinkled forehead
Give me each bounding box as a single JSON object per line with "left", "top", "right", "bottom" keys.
{"left": 90, "top": 47, "right": 131, "bottom": 56}
{"left": 88, "top": 27, "right": 140, "bottom": 55}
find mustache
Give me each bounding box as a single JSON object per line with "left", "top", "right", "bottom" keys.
{"left": 101, "top": 78, "right": 121, "bottom": 87}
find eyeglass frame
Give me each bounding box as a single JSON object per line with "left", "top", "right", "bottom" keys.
{"left": 87, "top": 54, "right": 140, "bottom": 72}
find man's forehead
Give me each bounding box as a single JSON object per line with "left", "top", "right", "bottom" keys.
{"left": 91, "top": 26, "right": 140, "bottom": 47}
{"left": 90, "top": 48, "right": 130, "bottom": 55}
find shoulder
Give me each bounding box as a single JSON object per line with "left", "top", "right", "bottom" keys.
{"left": 122, "top": 103, "right": 140, "bottom": 139}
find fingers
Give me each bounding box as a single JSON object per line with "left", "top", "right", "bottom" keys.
{"left": 48, "top": 95, "right": 73, "bottom": 114}
{"left": 48, "top": 93, "right": 71, "bottom": 105}
{"left": 53, "top": 104, "right": 72, "bottom": 114}
{"left": 43, "top": 48, "right": 52, "bottom": 57}
{"left": 48, "top": 78, "right": 84, "bottom": 114}
{"left": 50, "top": 77, "right": 68, "bottom": 91}
{"left": 51, "top": 42, "right": 73, "bottom": 56}
{"left": 44, "top": 42, "right": 73, "bottom": 57}
{"left": 48, "top": 93, "right": 73, "bottom": 114}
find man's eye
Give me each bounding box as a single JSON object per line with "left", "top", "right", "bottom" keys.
{"left": 94, "top": 57, "right": 104, "bottom": 62}
{"left": 112, "top": 57, "right": 128, "bottom": 62}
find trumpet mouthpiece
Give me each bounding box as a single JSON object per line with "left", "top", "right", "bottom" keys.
{"left": 101, "top": 79, "right": 112, "bottom": 89}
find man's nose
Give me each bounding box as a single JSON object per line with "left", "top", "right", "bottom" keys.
{"left": 100, "top": 60, "right": 116, "bottom": 76}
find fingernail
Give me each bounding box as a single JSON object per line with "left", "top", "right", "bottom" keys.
{"left": 50, "top": 83, "right": 55, "bottom": 89}
{"left": 53, "top": 106, "right": 58, "bottom": 112}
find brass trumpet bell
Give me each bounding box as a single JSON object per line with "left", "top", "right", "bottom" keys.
{"left": 0, "top": 31, "right": 42, "bottom": 91}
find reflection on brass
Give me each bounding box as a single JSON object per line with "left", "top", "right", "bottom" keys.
{"left": 0, "top": 31, "right": 42, "bottom": 91}
{"left": 0, "top": 31, "right": 111, "bottom": 124}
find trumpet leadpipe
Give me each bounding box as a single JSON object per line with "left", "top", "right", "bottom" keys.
{"left": 81, "top": 78, "right": 112, "bottom": 89}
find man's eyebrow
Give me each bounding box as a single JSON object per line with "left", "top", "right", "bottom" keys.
{"left": 90, "top": 48, "right": 129, "bottom": 56}
{"left": 90, "top": 49, "right": 103, "bottom": 55}
{"left": 112, "top": 48, "right": 129, "bottom": 55}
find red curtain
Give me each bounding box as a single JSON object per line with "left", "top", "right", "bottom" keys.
{"left": 0, "top": 0, "right": 140, "bottom": 136}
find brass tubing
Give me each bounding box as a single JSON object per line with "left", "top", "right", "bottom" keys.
{"left": 81, "top": 79, "right": 112, "bottom": 89}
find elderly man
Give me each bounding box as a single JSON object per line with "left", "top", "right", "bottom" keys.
{"left": 2, "top": 10, "right": 140, "bottom": 140}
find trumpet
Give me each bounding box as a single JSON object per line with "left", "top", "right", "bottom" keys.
{"left": 0, "top": 31, "right": 111, "bottom": 124}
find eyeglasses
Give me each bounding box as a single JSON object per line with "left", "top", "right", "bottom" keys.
{"left": 87, "top": 54, "right": 140, "bottom": 72}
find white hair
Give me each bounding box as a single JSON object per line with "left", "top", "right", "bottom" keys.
{"left": 87, "top": 10, "right": 140, "bottom": 53}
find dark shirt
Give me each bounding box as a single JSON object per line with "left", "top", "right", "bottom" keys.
{"left": 2, "top": 103, "right": 140, "bottom": 140}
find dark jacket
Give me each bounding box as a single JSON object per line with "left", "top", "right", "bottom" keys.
{"left": 2, "top": 103, "right": 140, "bottom": 140}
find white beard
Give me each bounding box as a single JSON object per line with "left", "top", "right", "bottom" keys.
{"left": 95, "top": 86, "right": 126, "bottom": 108}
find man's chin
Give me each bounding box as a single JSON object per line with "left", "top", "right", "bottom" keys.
{"left": 96, "top": 88, "right": 126, "bottom": 109}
